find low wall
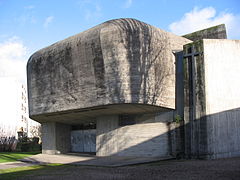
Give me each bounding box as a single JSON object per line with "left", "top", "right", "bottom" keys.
{"left": 96, "top": 112, "right": 181, "bottom": 157}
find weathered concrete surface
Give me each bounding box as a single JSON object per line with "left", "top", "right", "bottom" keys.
{"left": 204, "top": 39, "right": 240, "bottom": 159}
{"left": 42, "top": 122, "right": 71, "bottom": 154}
{"left": 183, "top": 40, "right": 207, "bottom": 158}
{"left": 96, "top": 112, "right": 178, "bottom": 157}
{"left": 27, "top": 18, "right": 190, "bottom": 122}
{"left": 41, "top": 107, "right": 177, "bottom": 156}
{"left": 183, "top": 39, "right": 240, "bottom": 159}
{"left": 183, "top": 24, "right": 227, "bottom": 41}
{"left": 27, "top": 18, "right": 191, "bottom": 157}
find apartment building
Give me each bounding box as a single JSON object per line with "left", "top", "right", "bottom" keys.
{"left": 0, "top": 77, "right": 40, "bottom": 139}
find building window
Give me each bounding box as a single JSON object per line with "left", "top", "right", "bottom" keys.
{"left": 72, "top": 122, "right": 96, "bottom": 130}
{"left": 187, "top": 47, "right": 192, "bottom": 54}
{"left": 22, "top": 94, "right": 26, "bottom": 102}
{"left": 21, "top": 104, "right": 26, "bottom": 112}
{"left": 119, "top": 114, "right": 136, "bottom": 126}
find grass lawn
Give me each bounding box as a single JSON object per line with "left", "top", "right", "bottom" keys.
{"left": 0, "top": 164, "right": 63, "bottom": 180}
{"left": 0, "top": 152, "right": 40, "bottom": 163}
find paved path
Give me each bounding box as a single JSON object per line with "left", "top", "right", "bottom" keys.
{"left": 0, "top": 153, "right": 172, "bottom": 171}
{"left": 20, "top": 153, "right": 173, "bottom": 167}
{"left": 0, "top": 161, "right": 36, "bottom": 170}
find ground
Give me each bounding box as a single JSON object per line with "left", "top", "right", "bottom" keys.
{"left": 0, "top": 157, "right": 240, "bottom": 180}
{"left": 0, "top": 152, "right": 40, "bottom": 163}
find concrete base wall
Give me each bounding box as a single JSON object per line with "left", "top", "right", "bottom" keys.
{"left": 40, "top": 111, "right": 179, "bottom": 157}
{"left": 204, "top": 39, "right": 240, "bottom": 159}
{"left": 206, "top": 108, "right": 240, "bottom": 159}
{"left": 183, "top": 39, "right": 240, "bottom": 159}
{"left": 96, "top": 112, "right": 176, "bottom": 157}
{"left": 42, "top": 122, "right": 71, "bottom": 154}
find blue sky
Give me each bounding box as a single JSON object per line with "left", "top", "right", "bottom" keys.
{"left": 0, "top": 0, "right": 239, "bottom": 84}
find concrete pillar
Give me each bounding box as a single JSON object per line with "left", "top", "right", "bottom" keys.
{"left": 42, "top": 122, "right": 71, "bottom": 154}
{"left": 96, "top": 115, "right": 119, "bottom": 156}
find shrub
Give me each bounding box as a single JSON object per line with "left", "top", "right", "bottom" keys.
{"left": 16, "top": 137, "right": 41, "bottom": 152}
{"left": 0, "top": 136, "right": 17, "bottom": 152}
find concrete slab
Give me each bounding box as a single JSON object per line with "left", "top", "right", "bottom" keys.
{"left": 20, "top": 153, "right": 173, "bottom": 167}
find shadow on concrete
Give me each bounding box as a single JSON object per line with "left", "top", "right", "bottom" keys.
{"left": 105, "top": 18, "right": 172, "bottom": 105}
{"left": 94, "top": 107, "right": 240, "bottom": 160}
{"left": 1, "top": 107, "right": 239, "bottom": 180}
{"left": 21, "top": 106, "right": 240, "bottom": 167}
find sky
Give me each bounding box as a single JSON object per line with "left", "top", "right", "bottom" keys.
{"left": 0, "top": 0, "right": 239, "bottom": 85}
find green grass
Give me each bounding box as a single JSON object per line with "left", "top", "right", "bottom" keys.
{"left": 0, "top": 152, "right": 40, "bottom": 163}
{"left": 0, "top": 164, "right": 63, "bottom": 180}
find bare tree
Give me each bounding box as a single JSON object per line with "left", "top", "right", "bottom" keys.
{"left": 109, "top": 19, "right": 172, "bottom": 105}
{"left": 0, "top": 126, "right": 17, "bottom": 151}
{"left": 29, "top": 125, "right": 42, "bottom": 141}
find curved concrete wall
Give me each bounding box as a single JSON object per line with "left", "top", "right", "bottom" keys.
{"left": 27, "top": 18, "right": 190, "bottom": 121}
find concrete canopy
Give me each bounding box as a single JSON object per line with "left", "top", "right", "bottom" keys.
{"left": 27, "top": 18, "right": 190, "bottom": 123}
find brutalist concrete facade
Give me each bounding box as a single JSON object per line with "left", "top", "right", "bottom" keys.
{"left": 183, "top": 39, "right": 240, "bottom": 159}
{"left": 27, "top": 18, "right": 190, "bottom": 157}
{"left": 27, "top": 18, "right": 240, "bottom": 159}
{"left": 183, "top": 24, "right": 227, "bottom": 41}
{"left": 27, "top": 18, "right": 190, "bottom": 119}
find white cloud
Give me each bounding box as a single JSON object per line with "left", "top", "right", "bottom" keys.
{"left": 124, "top": 0, "right": 132, "bottom": 8}
{"left": 0, "top": 37, "right": 29, "bottom": 84}
{"left": 16, "top": 14, "right": 36, "bottom": 25}
{"left": 169, "top": 7, "right": 240, "bottom": 39}
{"left": 24, "top": 5, "right": 35, "bottom": 10}
{"left": 77, "top": 0, "right": 102, "bottom": 21}
{"left": 44, "top": 16, "right": 54, "bottom": 28}
{"left": 15, "top": 6, "right": 37, "bottom": 25}
{"left": 77, "top": 0, "right": 92, "bottom": 7}
{"left": 85, "top": 4, "right": 102, "bottom": 21}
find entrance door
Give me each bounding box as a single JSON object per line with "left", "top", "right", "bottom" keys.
{"left": 71, "top": 129, "right": 96, "bottom": 153}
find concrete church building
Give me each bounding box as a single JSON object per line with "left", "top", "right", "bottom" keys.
{"left": 27, "top": 18, "right": 240, "bottom": 159}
